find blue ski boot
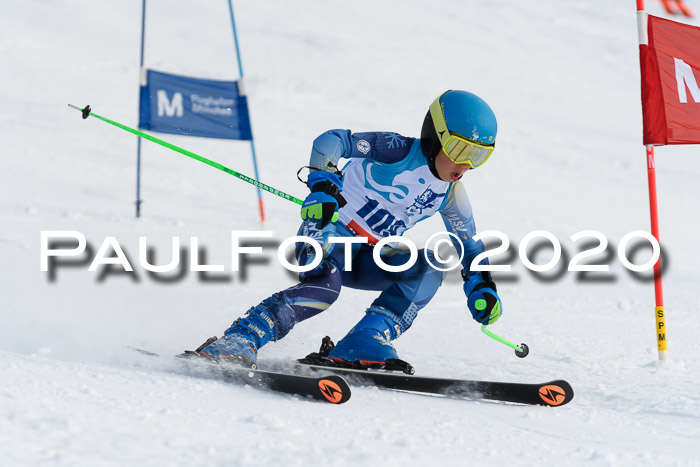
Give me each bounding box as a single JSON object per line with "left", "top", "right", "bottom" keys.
{"left": 327, "top": 312, "right": 406, "bottom": 369}
{"left": 197, "top": 305, "right": 276, "bottom": 368}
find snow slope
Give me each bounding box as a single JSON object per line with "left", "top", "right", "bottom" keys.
{"left": 2, "top": 0, "right": 700, "bottom": 465}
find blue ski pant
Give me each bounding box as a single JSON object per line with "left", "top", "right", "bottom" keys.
{"left": 255, "top": 220, "right": 446, "bottom": 341}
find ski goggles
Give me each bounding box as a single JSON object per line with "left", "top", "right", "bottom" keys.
{"left": 429, "top": 97, "right": 495, "bottom": 168}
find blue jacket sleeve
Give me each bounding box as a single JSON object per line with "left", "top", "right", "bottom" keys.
{"left": 310, "top": 130, "right": 415, "bottom": 170}
{"left": 439, "top": 181, "right": 488, "bottom": 273}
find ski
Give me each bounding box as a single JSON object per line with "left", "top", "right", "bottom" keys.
{"left": 294, "top": 336, "right": 573, "bottom": 406}
{"left": 131, "top": 348, "right": 351, "bottom": 405}
{"left": 296, "top": 363, "right": 573, "bottom": 407}
{"left": 210, "top": 365, "right": 351, "bottom": 404}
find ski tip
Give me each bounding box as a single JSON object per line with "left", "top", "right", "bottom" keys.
{"left": 317, "top": 374, "right": 352, "bottom": 404}
{"left": 537, "top": 380, "right": 574, "bottom": 407}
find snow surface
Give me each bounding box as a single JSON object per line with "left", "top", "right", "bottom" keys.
{"left": 2, "top": 0, "right": 700, "bottom": 465}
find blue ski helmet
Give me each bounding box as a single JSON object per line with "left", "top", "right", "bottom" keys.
{"left": 421, "top": 90, "right": 498, "bottom": 164}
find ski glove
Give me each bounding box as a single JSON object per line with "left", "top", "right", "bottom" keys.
{"left": 463, "top": 270, "right": 502, "bottom": 325}
{"left": 300, "top": 170, "right": 347, "bottom": 229}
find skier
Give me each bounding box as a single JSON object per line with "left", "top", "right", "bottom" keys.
{"left": 197, "top": 90, "right": 503, "bottom": 369}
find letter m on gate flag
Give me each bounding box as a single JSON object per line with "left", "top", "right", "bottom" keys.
{"left": 139, "top": 69, "right": 252, "bottom": 140}
{"left": 641, "top": 15, "right": 700, "bottom": 145}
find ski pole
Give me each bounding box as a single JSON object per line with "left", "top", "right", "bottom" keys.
{"left": 481, "top": 325, "right": 529, "bottom": 358}
{"left": 68, "top": 104, "right": 304, "bottom": 206}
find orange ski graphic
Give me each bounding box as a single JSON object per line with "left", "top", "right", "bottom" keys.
{"left": 318, "top": 379, "right": 345, "bottom": 404}
{"left": 538, "top": 384, "right": 567, "bottom": 406}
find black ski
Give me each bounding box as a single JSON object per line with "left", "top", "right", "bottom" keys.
{"left": 295, "top": 336, "right": 573, "bottom": 406}
{"left": 298, "top": 363, "right": 573, "bottom": 406}
{"left": 131, "top": 348, "right": 351, "bottom": 404}
{"left": 211, "top": 365, "right": 351, "bottom": 404}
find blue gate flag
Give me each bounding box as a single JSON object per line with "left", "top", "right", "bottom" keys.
{"left": 139, "top": 69, "right": 252, "bottom": 140}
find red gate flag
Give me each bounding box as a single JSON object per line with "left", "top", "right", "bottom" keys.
{"left": 641, "top": 15, "right": 700, "bottom": 145}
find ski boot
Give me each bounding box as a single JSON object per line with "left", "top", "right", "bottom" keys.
{"left": 323, "top": 312, "right": 414, "bottom": 374}
{"left": 195, "top": 305, "right": 276, "bottom": 368}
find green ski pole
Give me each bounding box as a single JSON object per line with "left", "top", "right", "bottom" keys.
{"left": 68, "top": 104, "right": 304, "bottom": 206}
{"left": 481, "top": 325, "right": 529, "bottom": 358}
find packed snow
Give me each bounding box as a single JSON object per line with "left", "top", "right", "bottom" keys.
{"left": 2, "top": 0, "right": 700, "bottom": 465}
